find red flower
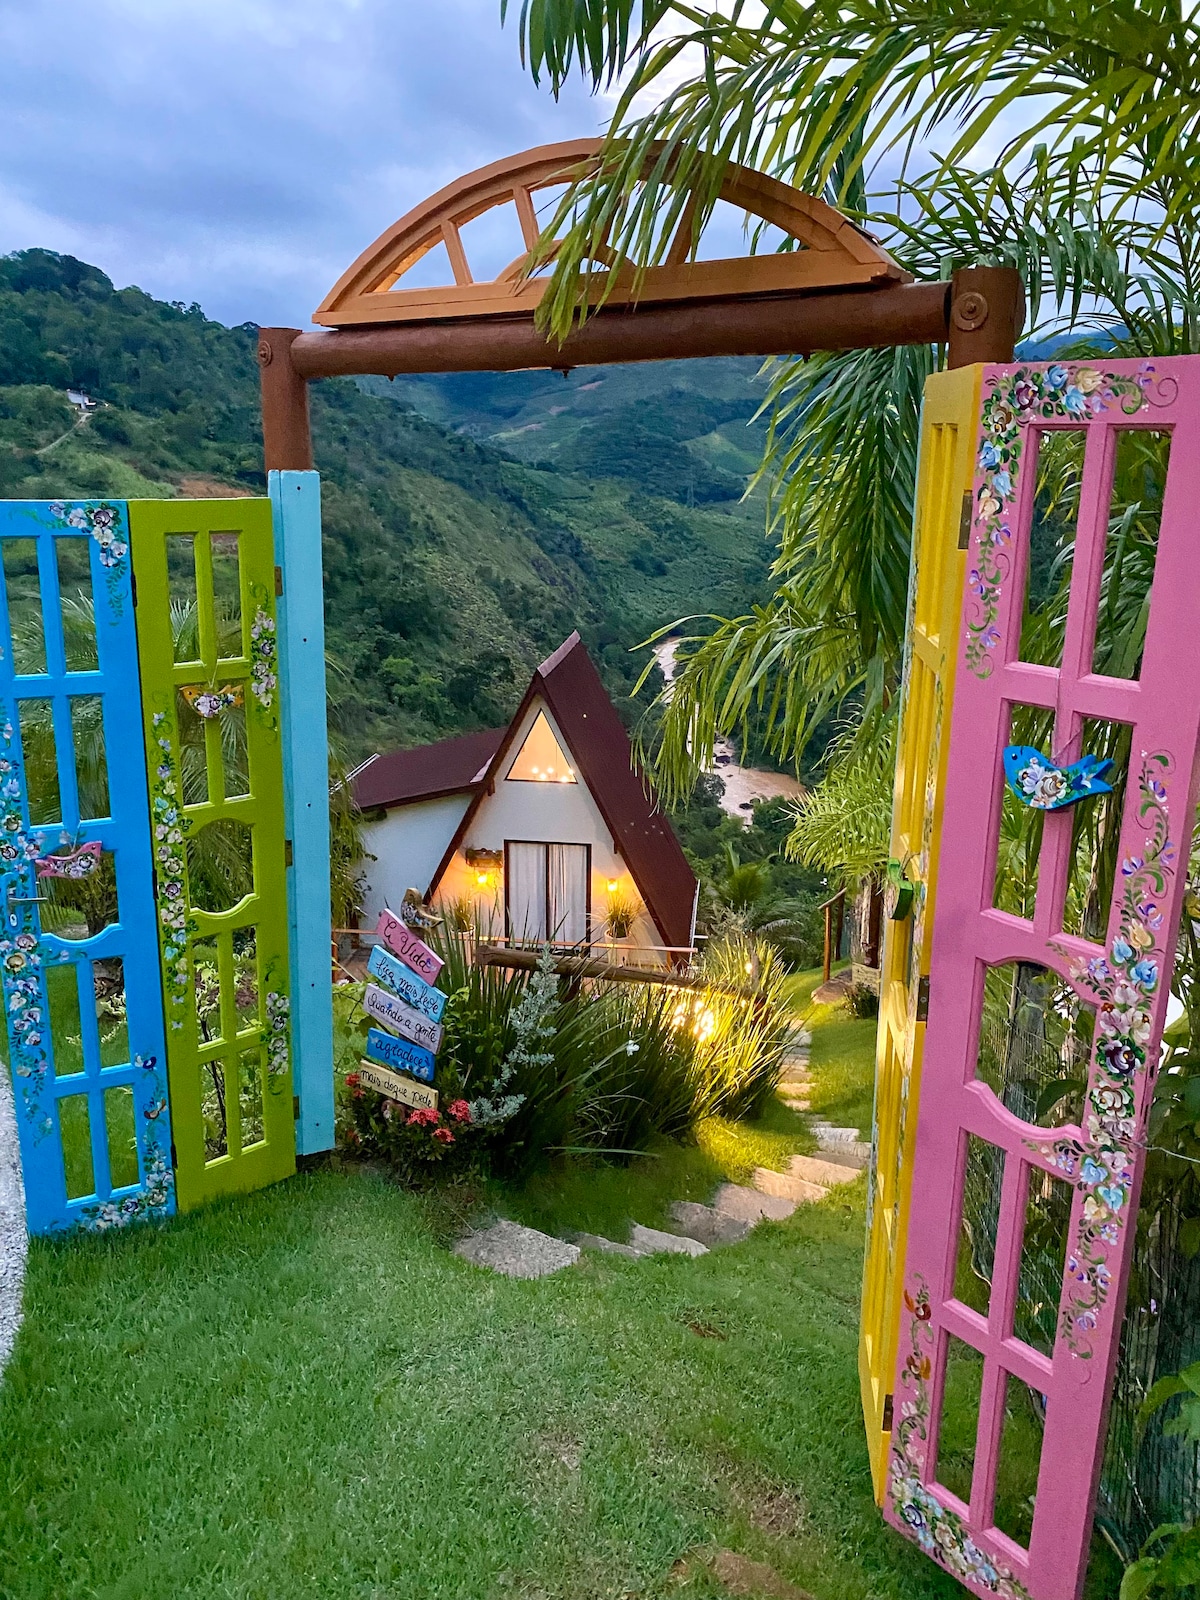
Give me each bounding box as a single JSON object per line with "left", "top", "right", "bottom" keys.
{"left": 432, "top": 1126, "right": 455, "bottom": 1144}
{"left": 447, "top": 1099, "right": 472, "bottom": 1124}
{"left": 406, "top": 1107, "right": 439, "bottom": 1127}
{"left": 345, "top": 1072, "right": 361, "bottom": 1088}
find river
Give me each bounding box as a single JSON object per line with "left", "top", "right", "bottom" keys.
{"left": 650, "top": 637, "right": 805, "bottom": 822}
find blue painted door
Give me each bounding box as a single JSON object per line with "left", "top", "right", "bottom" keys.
{"left": 0, "top": 501, "right": 173, "bottom": 1232}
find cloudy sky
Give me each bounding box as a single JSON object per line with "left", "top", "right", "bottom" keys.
{"left": 0, "top": 0, "right": 608, "bottom": 328}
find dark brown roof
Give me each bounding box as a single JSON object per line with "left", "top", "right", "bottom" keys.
{"left": 351, "top": 726, "right": 506, "bottom": 811}
{"left": 428, "top": 633, "right": 698, "bottom": 952}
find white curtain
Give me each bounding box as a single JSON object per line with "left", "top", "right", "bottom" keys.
{"left": 547, "top": 844, "right": 588, "bottom": 946}
{"left": 506, "top": 842, "right": 546, "bottom": 941}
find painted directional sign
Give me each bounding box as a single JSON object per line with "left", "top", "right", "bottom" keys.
{"left": 375, "top": 908, "right": 443, "bottom": 985}
{"left": 357, "top": 1061, "right": 438, "bottom": 1111}
{"left": 366, "top": 944, "right": 447, "bottom": 1022}
{"left": 364, "top": 1027, "right": 436, "bottom": 1084}
{"left": 364, "top": 984, "right": 444, "bottom": 1053}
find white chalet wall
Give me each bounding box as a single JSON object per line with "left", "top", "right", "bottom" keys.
{"left": 358, "top": 792, "right": 472, "bottom": 925}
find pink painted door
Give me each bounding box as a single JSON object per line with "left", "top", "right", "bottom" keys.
{"left": 886, "top": 358, "right": 1200, "bottom": 1600}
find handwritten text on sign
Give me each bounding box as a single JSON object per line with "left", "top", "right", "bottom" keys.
{"left": 364, "top": 984, "right": 444, "bottom": 1053}
{"left": 364, "top": 1027, "right": 436, "bottom": 1084}
{"left": 366, "top": 944, "right": 446, "bottom": 1022}
{"left": 375, "top": 909, "right": 443, "bottom": 985}
{"left": 357, "top": 1061, "right": 438, "bottom": 1111}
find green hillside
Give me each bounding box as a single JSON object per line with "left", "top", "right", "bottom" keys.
{"left": 0, "top": 249, "right": 775, "bottom": 761}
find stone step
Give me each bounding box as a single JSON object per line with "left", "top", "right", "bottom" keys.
{"left": 668, "top": 1200, "right": 753, "bottom": 1247}
{"left": 455, "top": 1221, "right": 580, "bottom": 1278}
{"left": 752, "top": 1166, "right": 828, "bottom": 1204}
{"left": 810, "top": 1121, "right": 864, "bottom": 1144}
{"left": 712, "top": 1182, "right": 797, "bottom": 1223}
{"left": 778, "top": 1073, "right": 811, "bottom": 1088}
{"left": 782, "top": 1099, "right": 811, "bottom": 1114}
{"left": 788, "top": 1154, "right": 861, "bottom": 1188}
{"left": 575, "top": 1232, "right": 644, "bottom": 1260}
{"left": 816, "top": 1145, "right": 870, "bottom": 1171}
{"left": 629, "top": 1223, "right": 708, "bottom": 1257}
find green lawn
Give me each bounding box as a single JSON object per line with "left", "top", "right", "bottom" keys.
{"left": 0, "top": 973, "right": 1121, "bottom": 1599}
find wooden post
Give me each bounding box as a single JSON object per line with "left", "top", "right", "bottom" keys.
{"left": 823, "top": 901, "right": 833, "bottom": 984}
{"left": 269, "top": 470, "right": 334, "bottom": 1154}
{"left": 258, "top": 328, "right": 313, "bottom": 473}
{"left": 946, "top": 266, "right": 1024, "bottom": 369}
{"left": 833, "top": 890, "right": 845, "bottom": 966}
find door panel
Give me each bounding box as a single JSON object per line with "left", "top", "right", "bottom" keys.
{"left": 129, "top": 500, "right": 293, "bottom": 1209}
{"left": 0, "top": 501, "right": 173, "bottom": 1233}
{"left": 861, "top": 365, "right": 982, "bottom": 1498}
{"left": 886, "top": 359, "right": 1200, "bottom": 1599}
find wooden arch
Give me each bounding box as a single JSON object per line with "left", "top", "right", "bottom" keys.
{"left": 314, "top": 138, "right": 908, "bottom": 328}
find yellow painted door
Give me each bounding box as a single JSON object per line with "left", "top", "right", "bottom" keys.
{"left": 859, "top": 365, "right": 982, "bottom": 1499}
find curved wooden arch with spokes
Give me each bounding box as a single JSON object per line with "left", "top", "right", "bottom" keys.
{"left": 314, "top": 138, "right": 908, "bottom": 328}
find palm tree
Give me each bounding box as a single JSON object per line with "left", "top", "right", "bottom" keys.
{"left": 504, "top": 0, "right": 1200, "bottom": 817}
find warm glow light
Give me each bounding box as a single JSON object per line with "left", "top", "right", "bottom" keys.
{"left": 476, "top": 872, "right": 490, "bottom": 887}
{"left": 607, "top": 878, "right": 619, "bottom": 893}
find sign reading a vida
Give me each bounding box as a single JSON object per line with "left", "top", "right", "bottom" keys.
{"left": 365, "top": 1026, "right": 436, "bottom": 1084}
{"left": 357, "top": 1061, "right": 438, "bottom": 1112}
{"left": 364, "top": 984, "right": 444, "bottom": 1053}
{"left": 366, "top": 944, "right": 446, "bottom": 1023}
{"left": 376, "top": 908, "right": 443, "bottom": 985}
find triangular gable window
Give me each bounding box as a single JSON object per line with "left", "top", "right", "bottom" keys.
{"left": 506, "top": 710, "right": 577, "bottom": 784}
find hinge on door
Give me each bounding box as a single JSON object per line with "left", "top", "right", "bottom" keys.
{"left": 274, "top": 564, "right": 283, "bottom": 597}
{"left": 131, "top": 570, "right": 138, "bottom": 606}
{"left": 957, "top": 491, "right": 973, "bottom": 549}
{"left": 293, "top": 1095, "right": 300, "bottom": 1120}
{"left": 284, "top": 839, "right": 294, "bottom": 867}
{"left": 170, "top": 1142, "right": 178, "bottom": 1167}
{"left": 916, "top": 975, "right": 931, "bottom": 1022}
{"left": 882, "top": 1394, "right": 894, "bottom": 1432}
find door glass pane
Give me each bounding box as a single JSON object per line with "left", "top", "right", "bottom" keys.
{"left": 193, "top": 935, "right": 221, "bottom": 1046}
{"left": 548, "top": 843, "right": 588, "bottom": 944}
{"left": 104, "top": 1085, "right": 139, "bottom": 1189}
{"left": 1062, "top": 717, "right": 1133, "bottom": 942}
{"left": 955, "top": 1134, "right": 1005, "bottom": 1320}
{"left": 975, "top": 962, "right": 1094, "bottom": 1129}
{"left": 203, "top": 1057, "right": 228, "bottom": 1162}
{"left": 935, "top": 1334, "right": 985, "bottom": 1507}
{"left": 1091, "top": 429, "right": 1170, "bottom": 681}
{"left": 187, "top": 820, "right": 253, "bottom": 913}
{"left": 1018, "top": 429, "right": 1086, "bottom": 668}
{"left": 210, "top": 533, "right": 243, "bottom": 658}
{"left": 992, "top": 1374, "right": 1046, "bottom": 1548}
{"left": 994, "top": 704, "right": 1055, "bottom": 921}
{"left": 56, "top": 539, "right": 97, "bottom": 672}
{"left": 95, "top": 957, "right": 128, "bottom": 1067}
{"left": 239, "top": 1047, "right": 265, "bottom": 1149}
{"left": 42, "top": 849, "right": 117, "bottom": 941}
{"left": 59, "top": 1094, "right": 94, "bottom": 1198}
{"left": 220, "top": 697, "right": 249, "bottom": 800}
{"left": 71, "top": 695, "right": 109, "bottom": 820}
{"left": 1015, "top": 1166, "right": 1074, "bottom": 1356}
{"left": 175, "top": 686, "right": 209, "bottom": 806}
{"left": 234, "top": 927, "right": 258, "bottom": 1029}
{"left": 45, "top": 961, "right": 83, "bottom": 1078}
{"left": 507, "top": 842, "right": 546, "bottom": 942}
{"left": 18, "top": 699, "right": 59, "bottom": 824}
{"left": 2, "top": 539, "right": 45, "bottom": 674}
{"left": 167, "top": 535, "right": 200, "bottom": 663}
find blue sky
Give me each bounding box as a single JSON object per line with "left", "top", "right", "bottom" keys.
{"left": 0, "top": 0, "right": 605, "bottom": 327}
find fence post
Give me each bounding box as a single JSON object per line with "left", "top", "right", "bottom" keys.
{"left": 269, "top": 470, "right": 334, "bottom": 1154}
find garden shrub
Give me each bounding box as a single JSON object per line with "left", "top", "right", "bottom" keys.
{"left": 332, "top": 925, "right": 793, "bottom": 1184}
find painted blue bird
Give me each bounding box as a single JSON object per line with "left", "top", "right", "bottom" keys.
{"left": 1003, "top": 745, "right": 1114, "bottom": 811}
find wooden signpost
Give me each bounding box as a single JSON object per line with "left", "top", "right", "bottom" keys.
{"left": 357, "top": 1061, "right": 438, "bottom": 1111}
{"left": 354, "top": 906, "right": 448, "bottom": 1110}
{"left": 364, "top": 983, "right": 444, "bottom": 1052}
{"left": 375, "top": 909, "right": 443, "bottom": 984}
{"left": 366, "top": 943, "right": 447, "bottom": 1022}
{"left": 364, "top": 1026, "right": 436, "bottom": 1084}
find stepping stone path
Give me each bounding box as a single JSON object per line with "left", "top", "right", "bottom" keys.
{"left": 454, "top": 1019, "right": 874, "bottom": 1276}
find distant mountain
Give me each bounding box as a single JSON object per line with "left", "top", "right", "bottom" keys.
{"left": 0, "top": 250, "right": 776, "bottom": 761}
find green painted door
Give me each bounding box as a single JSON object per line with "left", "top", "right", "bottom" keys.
{"left": 129, "top": 499, "right": 293, "bottom": 1208}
